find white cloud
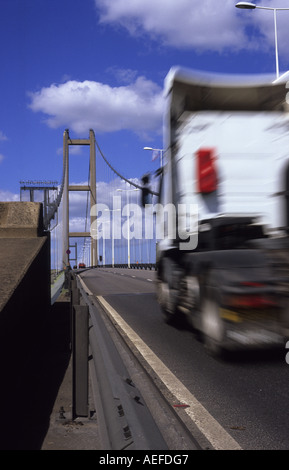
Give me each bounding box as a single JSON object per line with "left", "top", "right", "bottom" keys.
{"left": 95, "top": 0, "right": 289, "bottom": 57}
{"left": 95, "top": 0, "right": 249, "bottom": 52}
{"left": 0, "top": 131, "right": 7, "bottom": 142}
{"left": 106, "top": 67, "right": 139, "bottom": 84}
{"left": 247, "top": 1, "right": 289, "bottom": 57}
{"left": 0, "top": 131, "right": 7, "bottom": 164}
{"left": 0, "top": 190, "right": 19, "bottom": 201}
{"left": 29, "top": 76, "right": 164, "bottom": 137}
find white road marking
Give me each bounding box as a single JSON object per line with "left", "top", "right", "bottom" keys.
{"left": 97, "top": 295, "right": 242, "bottom": 451}
{"left": 78, "top": 275, "right": 93, "bottom": 296}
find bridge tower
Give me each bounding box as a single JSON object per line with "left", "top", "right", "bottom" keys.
{"left": 62, "top": 129, "right": 97, "bottom": 268}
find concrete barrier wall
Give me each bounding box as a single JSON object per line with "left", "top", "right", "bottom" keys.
{"left": 0, "top": 201, "right": 45, "bottom": 238}
{"left": 0, "top": 202, "right": 51, "bottom": 400}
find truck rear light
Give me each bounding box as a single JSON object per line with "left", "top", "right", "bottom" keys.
{"left": 241, "top": 282, "right": 264, "bottom": 287}
{"left": 196, "top": 148, "right": 218, "bottom": 194}
{"left": 226, "top": 294, "right": 277, "bottom": 309}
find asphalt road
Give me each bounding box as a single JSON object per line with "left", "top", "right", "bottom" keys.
{"left": 80, "top": 267, "right": 289, "bottom": 450}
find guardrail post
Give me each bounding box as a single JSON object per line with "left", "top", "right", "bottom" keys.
{"left": 72, "top": 304, "right": 89, "bottom": 418}
{"left": 71, "top": 277, "right": 80, "bottom": 307}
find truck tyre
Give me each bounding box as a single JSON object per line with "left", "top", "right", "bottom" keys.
{"left": 157, "top": 257, "right": 180, "bottom": 322}
{"left": 201, "top": 282, "right": 226, "bottom": 358}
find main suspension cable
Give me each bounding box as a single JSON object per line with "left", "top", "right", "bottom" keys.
{"left": 95, "top": 140, "right": 159, "bottom": 196}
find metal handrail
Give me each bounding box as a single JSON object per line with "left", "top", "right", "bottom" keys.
{"left": 71, "top": 272, "right": 168, "bottom": 450}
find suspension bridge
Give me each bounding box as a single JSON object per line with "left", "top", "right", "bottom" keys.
{"left": 0, "top": 129, "right": 236, "bottom": 452}
{"left": 0, "top": 128, "right": 188, "bottom": 452}
{"left": 20, "top": 129, "right": 159, "bottom": 272}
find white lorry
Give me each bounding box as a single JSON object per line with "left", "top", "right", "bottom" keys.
{"left": 154, "top": 67, "right": 289, "bottom": 356}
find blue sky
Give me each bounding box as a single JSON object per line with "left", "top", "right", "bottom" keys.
{"left": 1, "top": 0, "right": 289, "bottom": 201}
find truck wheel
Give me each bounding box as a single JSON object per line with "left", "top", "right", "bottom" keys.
{"left": 157, "top": 258, "right": 180, "bottom": 321}
{"left": 201, "top": 285, "right": 226, "bottom": 358}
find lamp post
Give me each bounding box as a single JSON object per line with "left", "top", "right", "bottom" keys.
{"left": 235, "top": 2, "right": 289, "bottom": 79}
{"left": 144, "top": 147, "right": 164, "bottom": 167}
{"left": 105, "top": 208, "right": 120, "bottom": 267}
{"left": 117, "top": 187, "right": 139, "bottom": 268}
{"left": 102, "top": 224, "right": 106, "bottom": 267}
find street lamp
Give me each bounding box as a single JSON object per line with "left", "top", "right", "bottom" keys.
{"left": 105, "top": 208, "right": 120, "bottom": 267}
{"left": 144, "top": 147, "right": 164, "bottom": 167}
{"left": 117, "top": 187, "right": 139, "bottom": 268}
{"left": 235, "top": 2, "right": 289, "bottom": 79}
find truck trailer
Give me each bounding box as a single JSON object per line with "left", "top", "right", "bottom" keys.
{"left": 155, "top": 67, "right": 289, "bottom": 356}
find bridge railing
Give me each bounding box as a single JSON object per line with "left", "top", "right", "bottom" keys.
{"left": 86, "top": 263, "right": 156, "bottom": 270}
{"left": 68, "top": 270, "right": 167, "bottom": 450}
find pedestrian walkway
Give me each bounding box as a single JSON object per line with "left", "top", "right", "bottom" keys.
{"left": 41, "top": 356, "right": 100, "bottom": 450}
